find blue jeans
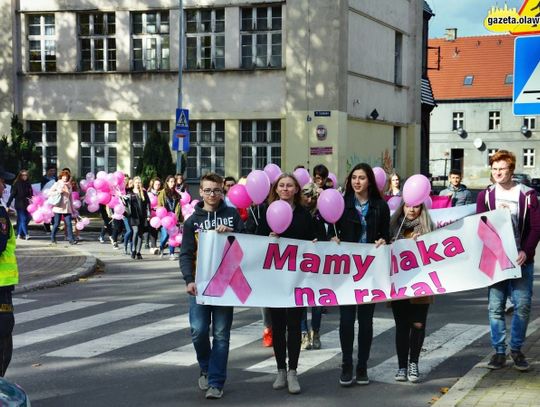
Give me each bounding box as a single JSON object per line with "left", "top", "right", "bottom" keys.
{"left": 16, "top": 210, "right": 29, "bottom": 237}
{"left": 301, "top": 307, "right": 322, "bottom": 333}
{"left": 189, "top": 296, "right": 233, "bottom": 389}
{"left": 51, "top": 213, "right": 74, "bottom": 242}
{"left": 488, "top": 262, "right": 534, "bottom": 354}
{"left": 160, "top": 228, "right": 174, "bottom": 255}
{"left": 339, "top": 303, "right": 376, "bottom": 368}
{"left": 122, "top": 217, "right": 133, "bottom": 253}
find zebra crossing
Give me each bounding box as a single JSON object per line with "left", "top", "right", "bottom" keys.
{"left": 14, "top": 297, "right": 528, "bottom": 384}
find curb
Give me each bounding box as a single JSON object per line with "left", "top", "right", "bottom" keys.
{"left": 14, "top": 248, "right": 98, "bottom": 294}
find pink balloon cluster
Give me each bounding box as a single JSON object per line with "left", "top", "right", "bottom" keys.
{"left": 149, "top": 207, "right": 183, "bottom": 247}
{"left": 82, "top": 171, "right": 126, "bottom": 213}
{"left": 75, "top": 217, "right": 90, "bottom": 231}
{"left": 181, "top": 199, "right": 199, "bottom": 220}
{"left": 26, "top": 193, "right": 54, "bottom": 224}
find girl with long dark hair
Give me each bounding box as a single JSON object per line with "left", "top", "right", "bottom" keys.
{"left": 158, "top": 175, "right": 184, "bottom": 259}
{"left": 7, "top": 169, "right": 33, "bottom": 240}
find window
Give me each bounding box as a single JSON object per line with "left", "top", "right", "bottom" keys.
{"left": 487, "top": 148, "right": 499, "bottom": 166}
{"left": 28, "top": 121, "right": 57, "bottom": 174}
{"left": 185, "top": 9, "right": 225, "bottom": 69}
{"left": 504, "top": 74, "right": 513, "bottom": 84}
{"left": 79, "top": 13, "right": 116, "bottom": 71}
{"left": 524, "top": 117, "right": 536, "bottom": 130}
{"left": 394, "top": 32, "right": 403, "bottom": 85}
{"left": 240, "top": 120, "right": 281, "bottom": 175}
{"left": 241, "top": 5, "right": 282, "bottom": 68}
{"left": 28, "top": 14, "right": 56, "bottom": 72}
{"left": 132, "top": 121, "right": 170, "bottom": 174}
{"left": 186, "top": 121, "right": 225, "bottom": 180}
{"left": 463, "top": 75, "right": 474, "bottom": 85}
{"left": 132, "top": 11, "right": 170, "bottom": 71}
{"left": 488, "top": 111, "right": 501, "bottom": 130}
{"left": 523, "top": 148, "right": 535, "bottom": 168}
{"left": 452, "top": 112, "right": 464, "bottom": 131}
{"left": 80, "top": 122, "right": 117, "bottom": 175}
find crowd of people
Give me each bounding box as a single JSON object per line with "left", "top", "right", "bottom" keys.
{"left": 1, "top": 150, "right": 537, "bottom": 397}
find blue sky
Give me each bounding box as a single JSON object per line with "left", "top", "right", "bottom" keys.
{"left": 428, "top": 0, "right": 524, "bottom": 38}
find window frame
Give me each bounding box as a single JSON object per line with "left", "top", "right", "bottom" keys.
{"left": 240, "top": 5, "right": 282, "bottom": 69}
{"left": 186, "top": 120, "right": 226, "bottom": 180}
{"left": 79, "top": 121, "right": 118, "bottom": 176}
{"left": 240, "top": 119, "right": 281, "bottom": 175}
{"left": 523, "top": 148, "right": 535, "bottom": 168}
{"left": 27, "top": 121, "right": 58, "bottom": 174}
{"left": 131, "top": 121, "right": 170, "bottom": 175}
{"left": 27, "top": 14, "right": 56, "bottom": 72}
{"left": 524, "top": 117, "right": 536, "bottom": 130}
{"left": 463, "top": 75, "right": 474, "bottom": 86}
{"left": 185, "top": 8, "right": 225, "bottom": 70}
{"left": 452, "top": 111, "right": 464, "bottom": 131}
{"left": 131, "top": 10, "right": 170, "bottom": 71}
{"left": 78, "top": 12, "right": 116, "bottom": 72}
{"left": 488, "top": 111, "right": 501, "bottom": 131}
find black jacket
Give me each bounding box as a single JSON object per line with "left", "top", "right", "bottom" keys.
{"left": 7, "top": 181, "right": 33, "bottom": 210}
{"left": 180, "top": 200, "right": 245, "bottom": 285}
{"left": 127, "top": 191, "right": 150, "bottom": 227}
{"left": 331, "top": 193, "right": 390, "bottom": 243}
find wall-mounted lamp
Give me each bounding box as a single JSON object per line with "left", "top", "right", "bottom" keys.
{"left": 521, "top": 125, "right": 531, "bottom": 137}
{"left": 456, "top": 127, "right": 467, "bottom": 137}
{"left": 473, "top": 138, "right": 484, "bottom": 149}
{"left": 369, "top": 109, "right": 379, "bottom": 120}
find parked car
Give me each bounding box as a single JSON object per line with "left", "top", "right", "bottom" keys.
{"left": 0, "top": 378, "right": 30, "bottom": 406}
{"left": 512, "top": 173, "right": 531, "bottom": 186}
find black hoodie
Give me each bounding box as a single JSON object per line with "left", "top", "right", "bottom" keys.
{"left": 180, "top": 200, "right": 245, "bottom": 285}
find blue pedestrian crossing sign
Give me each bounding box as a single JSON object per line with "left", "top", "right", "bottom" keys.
{"left": 513, "top": 35, "right": 540, "bottom": 116}
{"left": 172, "top": 108, "right": 190, "bottom": 152}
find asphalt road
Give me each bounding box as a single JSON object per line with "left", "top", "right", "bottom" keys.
{"left": 8, "top": 235, "right": 540, "bottom": 407}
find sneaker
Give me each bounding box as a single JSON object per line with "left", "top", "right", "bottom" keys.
{"left": 113, "top": 242, "right": 119, "bottom": 250}
{"left": 262, "top": 327, "right": 273, "bottom": 347}
{"left": 487, "top": 353, "right": 507, "bottom": 370}
{"left": 287, "top": 369, "right": 301, "bottom": 394}
{"left": 136, "top": 253, "right": 143, "bottom": 260}
{"left": 273, "top": 369, "right": 287, "bottom": 390}
{"left": 301, "top": 332, "right": 312, "bottom": 350}
{"left": 407, "top": 362, "right": 420, "bottom": 383}
{"left": 131, "top": 252, "right": 136, "bottom": 259}
{"left": 98, "top": 236, "right": 105, "bottom": 243}
{"left": 510, "top": 350, "right": 530, "bottom": 371}
{"left": 395, "top": 368, "right": 407, "bottom": 382}
{"left": 356, "top": 367, "right": 369, "bottom": 385}
{"left": 16, "top": 235, "right": 21, "bottom": 240}
{"left": 69, "top": 240, "right": 78, "bottom": 245}
{"left": 49, "top": 240, "right": 57, "bottom": 246}
{"left": 198, "top": 372, "right": 209, "bottom": 391}
{"left": 205, "top": 387, "right": 223, "bottom": 399}
{"left": 311, "top": 330, "right": 321, "bottom": 350}
{"left": 168, "top": 254, "right": 177, "bottom": 261}
{"left": 159, "top": 250, "right": 165, "bottom": 258}
{"left": 339, "top": 364, "right": 354, "bottom": 387}
{"left": 25, "top": 235, "right": 30, "bottom": 240}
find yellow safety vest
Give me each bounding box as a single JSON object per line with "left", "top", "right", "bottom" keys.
{"left": 0, "top": 221, "right": 19, "bottom": 287}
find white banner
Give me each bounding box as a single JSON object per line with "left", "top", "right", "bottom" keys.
{"left": 428, "top": 204, "right": 476, "bottom": 229}
{"left": 195, "top": 210, "right": 520, "bottom": 307}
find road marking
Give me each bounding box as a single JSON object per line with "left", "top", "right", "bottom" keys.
{"left": 13, "top": 298, "right": 36, "bottom": 305}
{"left": 246, "top": 318, "right": 395, "bottom": 375}
{"left": 368, "top": 323, "right": 489, "bottom": 384}
{"left": 14, "top": 303, "right": 172, "bottom": 349}
{"left": 141, "top": 313, "right": 259, "bottom": 366}
{"left": 16, "top": 301, "right": 103, "bottom": 324}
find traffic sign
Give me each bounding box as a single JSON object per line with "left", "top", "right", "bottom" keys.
{"left": 513, "top": 34, "right": 540, "bottom": 115}
{"left": 172, "top": 128, "right": 190, "bottom": 152}
{"left": 175, "top": 108, "right": 189, "bottom": 130}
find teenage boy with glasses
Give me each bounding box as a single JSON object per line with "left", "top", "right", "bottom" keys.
{"left": 180, "top": 172, "right": 245, "bottom": 399}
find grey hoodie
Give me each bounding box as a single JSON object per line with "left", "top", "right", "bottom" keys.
{"left": 438, "top": 184, "right": 473, "bottom": 207}
{"left": 180, "top": 200, "right": 245, "bottom": 285}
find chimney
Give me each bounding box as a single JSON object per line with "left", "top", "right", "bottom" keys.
{"left": 445, "top": 28, "right": 457, "bottom": 41}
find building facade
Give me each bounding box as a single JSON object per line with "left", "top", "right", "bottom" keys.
{"left": 428, "top": 32, "right": 539, "bottom": 189}
{"left": 1, "top": 0, "right": 426, "bottom": 183}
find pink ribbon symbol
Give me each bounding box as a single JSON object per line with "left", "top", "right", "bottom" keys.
{"left": 203, "top": 236, "right": 252, "bottom": 303}
{"left": 477, "top": 216, "right": 515, "bottom": 279}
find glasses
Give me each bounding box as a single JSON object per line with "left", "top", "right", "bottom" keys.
{"left": 202, "top": 188, "right": 223, "bottom": 196}
{"left": 491, "top": 167, "right": 509, "bottom": 172}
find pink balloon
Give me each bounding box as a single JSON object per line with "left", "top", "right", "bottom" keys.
{"left": 169, "top": 239, "right": 180, "bottom": 248}
{"left": 27, "top": 203, "right": 37, "bottom": 214}
{"left": 97, "top": 191, "right": 111, "bottom": 205}
{"left": 174, "top": 234, "right": 183, "bottom": 245}
{"left": 32, "top": 211, "right": 44, "bottom": 224}
{"left": 155, "top": 207, "right": 168, "bottom": 219}
{"left": 79, "top": 179, "right": 89, "bottom": 192}
{"left": 114, "top": 203, "right": 125, "bottom": 214}
{"left": 93, "top": 178, "right": 108, "bottom": 191}
{"left": 112, "top": 213, "right": 123, "bottom": 220}
{"left": 87, "top": 203, "right": 99, "bottom": 213}
{"left": 72, "top": 192, "right": 80, "bottom": 201}
{"left": 114, "top": 171, "right": 125, "bottom": 185}
{"left": 81, "top": 217, "right": 90, "bottom": 226}
{"left": 150, "top": 216, "right": 162, "bottom": 229}
{"left": 86, "top": 172, "right": 95, "bottom": 181}
{"left": 373, "top": 167, "right": 387, "bottom": 192}
{"left": 328, "top": 172, "right": 338, "bottom": 189}
{"left": 387, "top": 196, "right": 402, "bottom": 211}
{"left": 73, "top": 200, "right": 82, "bottom": 210}
{"left": 402, "top": 174, "right": 431, "bottom": 207}
{"left": 96, "top": 171, "right": 107, "bottom": 180}
{"left": 264, "top": 163, "right": 282, "bottom": 184}
{"left": 317, "top": 189, "right": 345, "bottom": 224}
{"left": 191, "top": 199, "right": 200, "bottom": 207}
{"left": 75, "top": 222, "right": 85, "bottom": 231}
{"left": 180, "top": 192, "right": 191, "bottom": 205}
{"left": 266, "top": 200, "right": 293, "bottom": 234}
{"left": 424, "top": 196, "right": 433, "bottom": 209}
{"left": 161, "top": 216, "right": 175, "bottom": 230}
{"left": 106, "top": 173, "right": 118, "bottom": 187}
{"left": 246, "top": 170, "right": 271, "bottom": 205}
{"left": 149, "top": 194, "right": 158, "bottom": 208}
{"left": 32, "top": 195, "right": 44, "bottom": 206}
{"left": 227, "top": 184, "right": 252, "bottom": 209}
{"left": 107, "top": 196, "right": 120, "bottom": 208}
{"left": 293, "top": 168, "right": 311, "bottom": 188}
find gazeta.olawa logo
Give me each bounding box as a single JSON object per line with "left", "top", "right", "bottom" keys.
{"left": 484, "top": 1, "right": 540, "bottom": 35}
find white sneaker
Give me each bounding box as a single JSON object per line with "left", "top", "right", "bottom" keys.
{"left": 25, "top": 235, "right": 30, "bottom": 240}
{"left": 395, "top": 368, "right": 407, "bottom": 382}
{"left": 287, "top": 369, "right": 301, "bottom": 394}
{"left": 408, "top": 362, "right": 420, "bottom": 383}
{"left": 168, "top": 254, "right": 177, "bottom": 261}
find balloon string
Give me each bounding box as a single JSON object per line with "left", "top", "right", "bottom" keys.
{"left": 333, "top": 223, "right": 338, "bottom": 239}
{"left": 250, "top": 206, "right": 259, "bottom": 226}
{"left": 393, "top": 215, "right": 407, "bottom": 242}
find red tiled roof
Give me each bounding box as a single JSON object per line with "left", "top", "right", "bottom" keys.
{"left": 428, "top": 34, "right": 513, "bottom": 101}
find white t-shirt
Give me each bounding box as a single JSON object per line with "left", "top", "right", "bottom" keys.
{"left": 495, "top": 183, "right": 520, "bottom": 248}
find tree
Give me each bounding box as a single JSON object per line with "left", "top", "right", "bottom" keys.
{"left": 0, "top": 115, "right": 41, "bottom": 180}
{"left": 135, "top": 130, "right": 176, "bottom": 185}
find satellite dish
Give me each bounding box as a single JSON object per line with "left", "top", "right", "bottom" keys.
{"left": 473, "top": 138, "right": 483, "bottom": 149}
